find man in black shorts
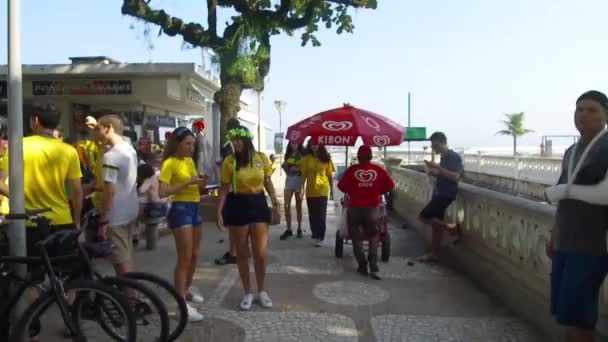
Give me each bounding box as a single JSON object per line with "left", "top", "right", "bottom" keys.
{"left": 416, "top": 132, "right": 462, "bottom": 262}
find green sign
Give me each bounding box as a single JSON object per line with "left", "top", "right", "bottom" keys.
{"left": 404, "top": 127, "right": 427, "bottom": 141}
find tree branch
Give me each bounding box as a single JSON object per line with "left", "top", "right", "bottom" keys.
{"left": 207, "top": 0, "right": 218, "bottom": 37}
{"left": 326, "top": 0, "right": 377, "bottom": 8}
{"left": 121, "top": 0, "right": 223, "bottom": 49}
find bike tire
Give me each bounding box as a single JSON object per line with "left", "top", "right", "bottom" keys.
{"left": 9, "top": 279, "right": 137, "bottom": 342}
{"left": 124, "top": 272, "right": 188, "bottom": 342}
{"left": 94, "top": 276, "right": 169, "bottom": 342}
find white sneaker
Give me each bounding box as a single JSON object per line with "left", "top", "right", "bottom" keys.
{"left": 315, "top": 240, "right": 324, "bottom": 247}
{"left": 258, "top": 291, "right": 273, "bottom": 308}
{"left": 186, "top": 287, "right": 204, "bottom": 304}
{"left": 187, "top": 304, "right": 204, "bottom": 322}
{"left": 240, "top": 293, "right": 254, "bottom": 311}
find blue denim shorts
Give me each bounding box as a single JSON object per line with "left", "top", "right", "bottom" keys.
{"left": 167, "top": 202, "right": 203, "bottom": 229}
{"left": 551, "top": 251, "right": 608, "bottom": 329}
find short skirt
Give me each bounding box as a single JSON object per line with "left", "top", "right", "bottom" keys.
{"left": 284, "top": 175, "right": 304, "bottom": 192}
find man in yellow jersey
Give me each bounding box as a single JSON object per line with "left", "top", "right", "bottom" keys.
{"left": 0, "top": 105, "right": 83, "bottom": 255}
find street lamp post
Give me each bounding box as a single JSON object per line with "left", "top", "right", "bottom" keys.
{"left": 7, "top": 0, "right": 28, "bottom": 320}
{"left": 274, "top": 100, "right": 287, "bottom": 138}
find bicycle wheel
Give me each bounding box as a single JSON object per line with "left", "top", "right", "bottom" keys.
{"left": 93, "top": 276, "right": 169, "bottom": 342}
{"left": 124, "top": 272, "right": 188, "bottom": 342}
{"left": 9, "top": 279, "right": 137, "bottom": 342}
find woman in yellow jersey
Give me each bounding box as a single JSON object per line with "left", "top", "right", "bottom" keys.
{"left": 279, "top": 141, "right": 306, "bottom": 240}
{"left": 159, "top": 127, "right": 208, "bottom": 322}
{"left": 217, "top": 126, "right": 280, "bottom": 311}
{"left": 301, "top": 142, "right": 335, "bottom": 247}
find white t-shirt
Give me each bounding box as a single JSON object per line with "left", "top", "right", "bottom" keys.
{"left": 102, "top": 141, "right": 139, "bottom": 226}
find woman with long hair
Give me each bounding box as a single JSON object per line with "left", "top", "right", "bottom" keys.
{"left": 158, "top": 127, "right": 208, "bottom": 322}
{"left": 280, "top": 141, "right": 306, "bottom": 240}
{"left": 217, "top": 126, "right": 280, "bottom": 310}
{"left": 301, "top": 141, "right": 335, "bottom": 247}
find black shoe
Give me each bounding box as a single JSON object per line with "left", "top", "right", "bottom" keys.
{"left": 370, "top": 272, "right": 382, "bottom": 280}
{"left": 296, "top": 229, "right": 303, "bottom": 238}
{"left": 215, "top": 252, "right": 237, "bottom": 265}
{"left": 357, "top": 265, "right": 368, "bottom": 276}
{"left": 280, "top": 229, "right": 293, "bottom": 240}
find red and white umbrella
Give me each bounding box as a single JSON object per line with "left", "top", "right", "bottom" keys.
{"left": 286, "top": 104, "right": 406, "bottom": 147}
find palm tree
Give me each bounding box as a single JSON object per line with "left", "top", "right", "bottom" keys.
{"left": 496, "top": 112, "right": 534, "bottom": 156}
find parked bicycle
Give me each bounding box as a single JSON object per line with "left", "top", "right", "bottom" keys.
{"left": 0, "top": 209, "right": 137, "bottom": 342}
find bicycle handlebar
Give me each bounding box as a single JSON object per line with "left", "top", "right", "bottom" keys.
{"left": 5, "top": 208, "right": 52, "bottom": 220}
{"left": 37, "top": 229, "right": 81, "bottom": 249}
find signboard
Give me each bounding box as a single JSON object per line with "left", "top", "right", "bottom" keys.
{"left": 146, "top": 115, "right": 176, "bottom": 128}
{"left": 186, "top": 87, "right": 205, "bottom": 106}
{"left": 274, "top": 133, "right": 284, "bottom": 154}
{"left": 32, "top": 80, "right": 132, "bottom": 96}
{"left": 0, "top": 80, "right": 6, "bottom": 99}
{"left": 404, "top": 127, "right": 427, "bottom": 141}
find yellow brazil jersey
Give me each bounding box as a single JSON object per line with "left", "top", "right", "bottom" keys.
{"left": 0, "top": 135, "right": 82, "bottom": 225}
{"left": 301, "top": 155, "right": 335, "bottom": 197}
{"left": 220, "top": 153, "right": 271, "bottom": 194}
{"left": 159, "top": 157, "right": 200, "bottom": 203}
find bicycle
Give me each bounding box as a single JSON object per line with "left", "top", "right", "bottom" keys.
{"left": 0, "top": 209, "right": 137, "bottom": 341}
{"left": 80, "top": 209, "right": 188, "bottom": 342}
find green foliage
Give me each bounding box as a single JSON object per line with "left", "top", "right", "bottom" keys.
{"left": 121, "top": 0, "right": 376, "bottom": 142}
{"left": 496, "top": 112, "right": 534, "bottom": 155}
{"left": 496, "top": 112, "right": 534, "bottom": 137}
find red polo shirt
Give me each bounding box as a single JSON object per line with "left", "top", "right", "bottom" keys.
{"left": 337, "top": 162, "right": 395, "bottom": 207}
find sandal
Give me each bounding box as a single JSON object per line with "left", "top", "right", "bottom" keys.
{"left": 240, "top": 293, "right": 253, "bottom": 311}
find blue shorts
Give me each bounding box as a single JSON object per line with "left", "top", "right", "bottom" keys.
{"left": 551, "top": 251, "right": 608, "bottom": 329}
{"left": 167, "top": 202, "right": 203, "bottom": 229}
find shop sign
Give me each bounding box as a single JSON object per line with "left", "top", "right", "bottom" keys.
{"left": 186, "top": 87, "right": 205, "bottom": 106}
{"left": 0, "top": 80, "right": 6, "bottom": 99}
{"left": 32, "top": 80, "right": 132, "bottom": 96}
{"left": 146, "top": 114, "right": 176, "bottom": 128}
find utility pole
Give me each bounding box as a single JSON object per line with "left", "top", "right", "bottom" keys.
{"left": 7, "top": 0, "right": 28, "bottom": 319}
{"left": 257, "top": 91, "right": 261, "bottom": 151}
{"left": 407, "top": 92, "right": 411, "bottom": 163}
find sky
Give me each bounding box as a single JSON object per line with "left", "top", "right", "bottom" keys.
{"left": 1, "top": 0, "right": 607, "bottom": 151}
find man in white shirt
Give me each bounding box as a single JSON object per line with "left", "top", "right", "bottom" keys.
{"left": 94, "top": 114, "right": 139, "bottom": 275}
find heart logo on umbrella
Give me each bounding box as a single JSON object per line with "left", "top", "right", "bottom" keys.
{"left": 373, "top": 135, "right": 390, "bottom": 146}
{"left": 322, "top": 121, "right": 353, "bottom": 131}
{"left": 364, "top": 117, "right": 380, "bottom": 130}
{"left": 354, "top": 169, "right": 378, "bottom": 183}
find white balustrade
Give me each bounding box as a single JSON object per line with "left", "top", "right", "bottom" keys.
{"left": 386, "top": 166, "right": 608, "bottom": 338}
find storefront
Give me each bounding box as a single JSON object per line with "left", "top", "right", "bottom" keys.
{"left": 0, "top": 57, "right": 220, "bottom": 147}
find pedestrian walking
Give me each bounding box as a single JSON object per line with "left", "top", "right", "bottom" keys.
{"left": 159, "top": 126, "right": 208, "bottom": 322}
{"left": 279, "top": 141, "right": 306, "bottom": 240}
{"left": 301, "top": 142, "right": 335, "bottom": 247}
{"left": 338, "top": 146, "right": 394, "bottom": 280}
{"left": 545, "top": 90, "right": 608, "bottom": 342}
{"left": 217, "top": 126, "right": 280, "bottom": 311}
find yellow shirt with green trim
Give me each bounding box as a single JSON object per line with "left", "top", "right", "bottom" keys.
{"left": 220, "top": 153, "right": 271, "bottom": 194}
{"left": 159, "top": 157, "right": 200, "bottom": 203}
{"left": 301, "top": 155, "right": 335, "bottom": 197}
{"left": 0, "top": 135, "right": 82, "bottom": 225}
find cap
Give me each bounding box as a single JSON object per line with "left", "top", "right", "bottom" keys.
{"left": 357, "top": 145, "right": 372, "bottom": 158}
{"left": 84, "top": 116, "right": 97, "bottom": 128}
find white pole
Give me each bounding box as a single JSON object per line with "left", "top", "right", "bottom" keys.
{"left": 257, "top": 91, "right": 261, "bottom": 151}
{"left": 7, "top": 0, "right": 28, "bottom": 319}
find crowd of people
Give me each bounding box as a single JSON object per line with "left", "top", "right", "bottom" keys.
{"left": 0, "top": 89, "right": 607, "bottom": 342}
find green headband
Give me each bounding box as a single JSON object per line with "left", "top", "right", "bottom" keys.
{"left": 226, "top": 128, "right": 254, "bottom": 140}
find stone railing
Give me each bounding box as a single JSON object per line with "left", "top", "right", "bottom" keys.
{"left": 463, "top": 154, "right": 562, "bottom": 185}
{"left": 387, "top": 166, "right": 608, "bottom": 340}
